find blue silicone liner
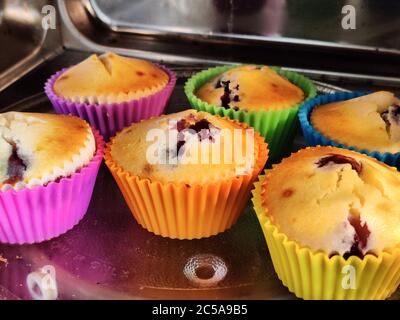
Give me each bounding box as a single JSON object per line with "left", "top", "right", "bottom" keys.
{"left": 298, "top": 91, "right": 400, "bottom": 169}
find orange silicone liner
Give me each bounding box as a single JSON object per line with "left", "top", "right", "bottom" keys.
{"left": 104, "top": 119, "right": 268, "bottom": 240}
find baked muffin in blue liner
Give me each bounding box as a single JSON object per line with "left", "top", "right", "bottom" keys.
{"left": 298, "top": 91, "right": 400, "bottom": 169}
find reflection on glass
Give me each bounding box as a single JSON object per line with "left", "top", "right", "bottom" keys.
{"left": 26, "top": 265, "right": 58, "bottom": 300}
{"left": 92, "top": 0, "right": 400, "bottom": 50}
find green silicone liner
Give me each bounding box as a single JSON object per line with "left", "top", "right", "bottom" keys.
{"left": 184, "top": 65, "right": 317, "bottom": 160}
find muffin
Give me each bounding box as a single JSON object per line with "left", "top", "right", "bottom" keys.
{"left": 45, "top": 52, "right": 176, "bottom": 140}
{"left": 105, "top": 109, "right": 268, "bottom": 239}
{"left": 185, "top": 65, "right": 316, "bottom": 160}
{"left": 252, "top": 146, "right": 400, "bottom": 300}
{"left": 299, "top": 91, "right": 400, "bottom": 168}
{"left": 195, "top": 65, "right": 304, "bottom": 111}
{"left": 0, "top": 112, "right": 104, "bottom": 244}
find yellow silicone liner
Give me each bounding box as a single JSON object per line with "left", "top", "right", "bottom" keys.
{"left": 252, "top": 173, "right": 400, "bottom": 300}
{"left": 105, "top": 119, "right": 269, "bottom": 240}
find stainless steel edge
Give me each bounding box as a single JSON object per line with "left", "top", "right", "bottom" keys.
{"left": 59, "top": 0, "right": 228, "bottom": 66}
{"left": 88, "top": 0, "right": 400, "bottom": 56}
{"left": 59, "top": 0, "right": 400, "bottom": 87}
{"left": 0, "top": 0, "right": 63, "bottom": 93}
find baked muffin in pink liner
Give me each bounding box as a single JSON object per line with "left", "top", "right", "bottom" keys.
{"left": 0, "top": 112, "right": 104, "bottom": 244}
{"left": 44, "top": 52, "right": 176, "bottom": 140}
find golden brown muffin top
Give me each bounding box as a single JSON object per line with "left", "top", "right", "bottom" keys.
{"left": 262, "top": 146, "right": 400, "bottom": 257}
{"left": 311, "top": 91, "right": 400, "bottom": 153}
{"left": 0, "top": 112, "right": 95, "bottom": 191}
{"left": 195, "top": 65, "right": 304, "bottom": 111}
{"left": 109, "top": 109, "right": 267, "bottom": 184}
{"left": 53, "top": 52, "right": 169, "bottom": 103}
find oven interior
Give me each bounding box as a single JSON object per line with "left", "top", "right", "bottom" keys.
{"left": 0, "top": 0, "right": 400, "bottom": 300}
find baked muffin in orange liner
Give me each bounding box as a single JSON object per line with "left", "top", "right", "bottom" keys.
{"left": 104, "top": 110, "right": 268, "bottom": 239}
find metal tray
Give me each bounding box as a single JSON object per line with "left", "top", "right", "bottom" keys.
{"left": 0, "top": 51, "right": 399, "bottom": 300}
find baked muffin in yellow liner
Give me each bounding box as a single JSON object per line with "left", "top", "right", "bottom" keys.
{"left": 252, "top": 146, "right": 400, "bottom": 299}
{"left": 104, "top": 110, "right": 268, "bottom": 239}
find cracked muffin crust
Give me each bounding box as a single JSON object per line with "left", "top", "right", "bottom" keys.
{"left": 0, "top": 112, "right": 95, "bottom": 191}
{"left": 311, "top": 91, "right": 400, "bottom": 153}
{"left": 53, "top": 52, "right": 169, "bottom": 103}
{"left": 195, "top": 65, "right": 305, "bottom": 111}
{"left": 261, "top": 146, "right": 400, "bottom": 258}
{"left": 109, "top": 109, "right": 266, "bottom": 184}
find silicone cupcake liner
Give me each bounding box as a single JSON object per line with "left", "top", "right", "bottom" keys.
{"left": 298, "top": 91, "right": 400, "bottom": 169}
{"left": 184, "top": 65, "right": 317, "bottom": 160}
{"left": 104, "top": 120, "right": 269, "bottom": 240}
{"left": 0, "top": 130, "right": 104, "bottom": 245}
{"left": 252, "top": 174, "right": 400, "bottom": 300}
{"left": 45, "top": 65, "right": 177, "bottom": 141}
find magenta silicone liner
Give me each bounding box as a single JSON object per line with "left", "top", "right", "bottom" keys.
{"left": 45, "top": 65, "right": 176, "bottom": 140}
{"left": 0, "top": 130, "right": 104, "bottom": 245}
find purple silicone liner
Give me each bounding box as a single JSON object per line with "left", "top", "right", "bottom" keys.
{"left": 0, "top": 130, "right": 104, "bottom": 245}
{"left": 45, "top": 64, "right": 177, "bottom": 141}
